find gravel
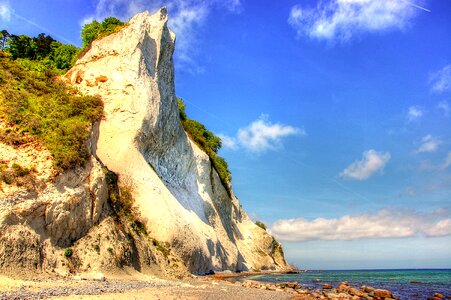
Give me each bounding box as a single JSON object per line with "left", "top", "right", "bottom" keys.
{"left": 0, "top": 278, "right": 177, "bottom": 300}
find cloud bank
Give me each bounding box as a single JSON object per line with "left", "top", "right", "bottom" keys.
{"left": 430, "top": 64, "right": 451, "bottom": 93}
{"left": 82, "top": 0, "right": 242, "bottom": 72}
{"left": 271, "top": 208, "right": 451, "bottom": 242}
{"left": 340, "top": 149, "right": 390, "bottom": 180}
{"left": 288, "top": 0, "right": 421, "bottom": 41}
{"left": 219, "top": 115, "right": 303, "bottom": 154}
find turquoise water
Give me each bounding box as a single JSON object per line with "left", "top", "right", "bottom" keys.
{"left": 248, "top": 269, "right": 451, "bottom": 299}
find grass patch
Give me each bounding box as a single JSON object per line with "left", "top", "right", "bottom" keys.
{"left": 178, "top": 98, "right": 232, "bottom": 192}
{"left": 0, "top": 54, "right": 103, "bottom": 171}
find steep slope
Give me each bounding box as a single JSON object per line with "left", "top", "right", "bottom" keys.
{"left": 66, "top": 8, "right": 288, "bottom": 274}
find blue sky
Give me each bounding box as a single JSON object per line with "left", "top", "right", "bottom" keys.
{"left": 1, "top": 0, "right": 450, "bottom": 269}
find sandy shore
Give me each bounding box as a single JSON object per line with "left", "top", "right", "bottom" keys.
{"left": 0, "top": 272, "right": 295, "bottom": 300}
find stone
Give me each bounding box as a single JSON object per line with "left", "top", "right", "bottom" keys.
{"left": 322, "top": 283, "right": 332, "bottom": 289}
{"left": 373, "top": 289, "right": 393, "bottom": 298}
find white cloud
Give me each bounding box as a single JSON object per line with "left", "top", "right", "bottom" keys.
{"left": 237, "top": 115, "right": 303, "bottom": 153}
{"left": 340, "top": 149, "right": 391, "bottom": 180}
{"left": 416, "top": 134, "right": 442, "bottom": 153}
{"left": 218, "top": 115, "right": 303, "bottom": 154}
{"left": 0, "top": 1, "right": 11, "bottom": 22}
{"left": 217, "top": 134, "right": 238, "bottom": 150}
{"left": 437, "top": 100, "right": 450, "bottom": 117}
{"left": 407, "top": 106, "right": 423, "bottom": 121}
{"left": 82, "top": 0, "right": 241, "bottom": 73}
{"left": 430, "top": 64, "right": 451, "bottom": 93}
{"left": 271, "top": 208, "right": 451, "bottom": 242}
{"left": 288, "top": 0, "right": 421, "bottom": 42}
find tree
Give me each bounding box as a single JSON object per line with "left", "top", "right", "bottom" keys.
{"left": 50, "top": 42, "right": 78, "bottom": 69}
{"left": 7, "top": 34, "right": 36, "bottom": 59}
{"left": 0, "top": 30, "right": 10, "bottom": 50}
{"left": 33, "top": 33, "right": 55, "bottom": 59}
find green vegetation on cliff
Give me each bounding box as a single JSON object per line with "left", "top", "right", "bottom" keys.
{"left": 178, "top": 98, "right": 232, "bottom": 190}
{"left": 81, "top": 17, "right": 126, "bottom": 50}
{"left": 0, "top": 53, "right": 103, "bottom": 171}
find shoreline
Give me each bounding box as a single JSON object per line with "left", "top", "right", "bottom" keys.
{"left": 0, "top": 270, "right": 448, "bottom": 300}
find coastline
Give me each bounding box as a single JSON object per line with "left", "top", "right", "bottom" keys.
{"left": 1, "top": 269, "right": 449, "bottom": 299}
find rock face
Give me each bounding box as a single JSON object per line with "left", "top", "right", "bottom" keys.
{"left": 0, "top": 8, "right": 288, "bottom": 276}
{"left": 66, "top": 7, "right": 288, "bottom": 274}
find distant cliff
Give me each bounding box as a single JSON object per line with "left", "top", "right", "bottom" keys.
{"left": 0, "top": 8, "right": 288, "bottom": 277}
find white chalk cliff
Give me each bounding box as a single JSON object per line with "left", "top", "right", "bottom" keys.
{"left": 0, "top": 8, "right": 288, "bottom": 276}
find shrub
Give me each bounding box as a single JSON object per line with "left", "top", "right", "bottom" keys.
{"left": 11, "top": 163, "right": 31, "bottom": 177}
{"left": 64, "top": 248, "right": 73, "bottom": 258}
{"left": 177, "top": 98, "right": 232, "bottom": 191}
{"left": 255, "top": 221, "right": 267, "bottom": 231}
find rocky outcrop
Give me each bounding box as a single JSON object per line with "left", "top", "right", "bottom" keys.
{"left": 0, "top": 8, "right": 288, "bottom": 277}
{"left": 66, "top": 7, "right": 288, "bottom": 274}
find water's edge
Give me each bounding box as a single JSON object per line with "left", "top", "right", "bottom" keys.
{"left": 247, "top": 269, "right": 451, "bottom": 299}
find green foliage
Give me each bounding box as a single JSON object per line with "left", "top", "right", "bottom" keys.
{"left": 255, "top": 221, "right": 267, "bottom": 231}
{"left": 7, "top": 34, "right": 36, "bottom": 60}
{"left": 2, "top": 30, "right": 79, "bottom": 72}
{"left": 50, "top": 42, "right": 79, "bottom": 70}
{"left": 177, "top": 98, "right": 232, "bottom": 190}
{"left": 0, "top": 56, "right": 103, "bottom": 171}
{"left": 0, "top": 162, "right": 33, "bottom": 185}
{"left": 64, "top": 248, "right": 73, "bottom": 258}
{"left": 11, "top": 163, "right": 31, "bottom": 177}
{"left": 33, "top": 33, "right": 56, "bottom": 60}
{"left": 81, "top": 17, "right": 125, "bottom": 50}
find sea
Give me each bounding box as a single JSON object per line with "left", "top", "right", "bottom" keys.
{"left": 246, "top": 269, "right": 451, "bottom": 299}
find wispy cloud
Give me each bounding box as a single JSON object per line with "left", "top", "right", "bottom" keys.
{"left": 437, "top": 101, "right": 450, "bottom": 117}
{"left": 340, "top": 149, "right": 391, "bottom": 180}
{"left": 416, "top": 134, "right": 442, "bottom": 153}
{"left": 419, "top": 151, "right": 451, "bottom": 171}
{"left": 430, "top": 64, "right": 451, "bottom": 93}
{"left": 0, "top": 1, "right": 11, "bottom": 22}
{"left": 288, "top": 0, "right": 422, "bottom": 42}
{"left": 271, "top": 208, "right": 451, "bottom": 242}
{"left": 82, "top": 0, "right": 242, "bottom": 73}
{"left": 219, "top": 115, "right": 303, "bottom": 154}
{"left": 443, "top": 152, "right": 451, "bottom": 170}
{"left": 407, "top": 106, "right": 424, "bottom": 122}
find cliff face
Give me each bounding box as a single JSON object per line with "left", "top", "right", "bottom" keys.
{"left": 0, "top": 8, "right": 288, "bottom": 276}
